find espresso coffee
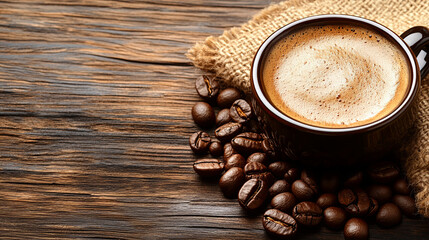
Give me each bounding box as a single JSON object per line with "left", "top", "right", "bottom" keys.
{"left": 262, "top": 24, "right": 410, "bottom": 128}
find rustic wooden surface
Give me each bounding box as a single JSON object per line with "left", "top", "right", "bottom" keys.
{"left": 0, "top": 0, "right": 428, "bottom": 239}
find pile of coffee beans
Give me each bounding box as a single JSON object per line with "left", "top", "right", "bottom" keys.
{"left": 189, "top": 75, "right": 418, "bottom": 239}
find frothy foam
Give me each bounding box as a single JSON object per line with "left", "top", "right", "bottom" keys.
{"left": 263, "top": 25, "right": 410, "bottom": 128}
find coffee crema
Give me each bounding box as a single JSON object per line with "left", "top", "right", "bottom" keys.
{"left": 262, "top": 24, "right": 410, "bottom": 128}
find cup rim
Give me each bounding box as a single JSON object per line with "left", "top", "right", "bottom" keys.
{"left": 251, "top": 14, "right": 419, "bottom": 134}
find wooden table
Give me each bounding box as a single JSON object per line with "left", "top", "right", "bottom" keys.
{"left": 1, "top": 0, "right": 428, "bottom": 239}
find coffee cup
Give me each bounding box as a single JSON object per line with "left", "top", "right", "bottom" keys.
{"left": 250, "top": 15, "right": 429, "bottom": 166}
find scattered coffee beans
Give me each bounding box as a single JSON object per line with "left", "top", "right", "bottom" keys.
{"left": 215, "top": 108, "right": 232, "bottom": 127}
{"left": 209, "top": 140, "right": 223, "bottom": 157}
{"left": 231, "top": 132, "right": 264, "bottom": 154}
{"left": 262, "top": 138, "right": 277, "bottom": 160}
{"left": 188, "top": 75, "right": 418, "bottom": 239}
{"left": 269, "top": 161, "right": 291, "bottom": 179}
{"left": 238, "top": 178, "right": 268, "bottom": 211}
{"left": 376, "top": 203, "right": 402, "bottom": 228}
{"left": 269, "top": 180, "right": 291, "bottom": 197}
{"left": 316, "top": 193, "right": 337, "bottom": 209}
{"left": 193, "top": 158, "right": 224, "bottom": 178}
{"left": 189, "top": 131, "right": 211, "bottom": 154}
{"left": 393, "top": 195, "right": 417, "bottom": 218}
{"left": 195, "top": 75, "right": 219, "bottom": 100}
{"left": 244, "top": 162, "right": 267, "bottom": 179}
{"left": 271, "top": 192, "right": 297, "bottom": 213}
{"left": 338, "top": 188, "right": 370, "bottom": 217}
{"left": 192, "top": 102, "right": 215, "bottom": 128}
{"left": 230, "top": 99, "right": 252, "bottom": 123}
{"left": 217, "top": 88, "right": 241, "bottom": 108}
{"left": 219, "top": 167, "right": 245, "bottom": 198}
{"left": 344, "top": 218, "right": 369, "bottom": 240}
{"left": 247, "top": 152, "right": 269, "bottom": 166}
{"left": 367, "top": 197, "right": 379, "bottom": 217}
{"left": 224, "top": 153, "right": 246, "bottom": 170}
{"left": 244, "top": 162, "right": 274, "bottom": 185}
{"left": 367, "top": 161, "right": 399, "bottom": 184}
{"left": 367, "top": 184, "right": 392, "bottom": 204}
{"left": 291, "top": 179, "right": 316, "bottom": 201}
{"left": 393, "top": 178, "right": 410, "bottom": 195}
{"left": 262, "top": 209, "right": 297, "bottom": 238}
{"left": 223, "top": 142, "right": 237, "bottom": 159}
{"left": 301, "top": 169, "right": 319, "bottom": 195}
{"left": 215, "top": 122, "right": 242, "bottom": 142}
{"left": 292, "top": 201, "right": 323, "bottom": 226}
{"left": 324, "top": 207, "right": 347, "bottom": 230}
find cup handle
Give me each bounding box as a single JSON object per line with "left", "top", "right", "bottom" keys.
{"left": 401, "top": 26, "right": 429, "bottom": 79}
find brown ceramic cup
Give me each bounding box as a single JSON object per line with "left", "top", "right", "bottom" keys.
{"left": 250, "top": 15, "right": 429, "bottom": 167}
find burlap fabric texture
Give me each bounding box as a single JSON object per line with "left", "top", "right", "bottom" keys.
{"left": 187, "top": 0, "right": 429, "bottom": 217}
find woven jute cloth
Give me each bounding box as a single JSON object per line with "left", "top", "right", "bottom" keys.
{"left": 187, "top": 0, "right": 429, "bottom": 217}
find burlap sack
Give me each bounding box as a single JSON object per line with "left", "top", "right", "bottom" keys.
{"left": 187, "top": 0, "right": 429, "bottom": 217}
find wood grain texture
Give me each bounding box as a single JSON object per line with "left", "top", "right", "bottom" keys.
{"left": 0, "top": 0, "right": 428, "bottom": 239}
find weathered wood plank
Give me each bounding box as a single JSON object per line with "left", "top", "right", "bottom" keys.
{"left": 0, "top": 0, "right": 267, "bottom": 65}
{"left": 0, "top": 0, "right": 428, "bottom": 239}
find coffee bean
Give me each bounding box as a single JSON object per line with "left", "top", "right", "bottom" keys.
{"left": 271, "top": 192, "right": 297, "bottom": 213}
{"left": 269, "top": 161, "right": 291, "bottom": 179}
{"left": 192, "top": 102, "right": 215, "bottom": 128}
{"left": 217, "top": 88, "right": 242, "bottom": 108}
{"left": 193, "top": 158, "right": 224, "bottom": 178}
{"left": 367, "top": 197, "right": 379, "bottom": 217}
{"left": 223, "top": 143, "right": 238, "bottom": 159}
{"left": 244, "top": 162, "right": 274, "bottom": 185}
{"left": 247, "top": 152, "right": 269, "bottom": 166}
{"left": 284, "top": 168, "right": 300, "bottom": 183}
{"left": 367, "top": 184, "right": 392, "bottom": 204}
{"left": 208, "top": 140, "right": 223, "bottom": 157}
{"left": 219, "top": 167, "right": 245, "bottom": 198}
{"left": 262, "top": 209, "right": 298, "bottom": 238}
{"left": 367, "top": 161, "right": 399, "bottom": 184}
{"left": 262, "top": 138, "right": 277, "bottom": 160}
{"left": 244, "top": 162, "right": 267, "bottom": 178}
{"left": 316, "top": 193, "right": 337, "bottom": 209}
{"left": 344, "top": 218, "right": 369, "bottom": 240}
{"left": 195, "top": 75, "right": 219, "bottom": 100}
{"left": 338, "top": 189, "right": 370, "bottom": 217}
{"left": 393, "top": 195, "right": 418, "bottom": 217}
{"left": 291, "top": 180, "right": 316, "bottom": 201}
{"left": 301, "top": 169, "right": 319, "bottom": 194}
{"left": 216, "top": 108, "right": 232, "bottom": 127}
{"left": 269, "top": 180, "right": 291, "bottom": 197}
{"left": 189, "top": 131, "right": 211, "bottom": 154}
{"left": 231, "top": 132, "right": 264, "bottom": 154}
{"left": 393, "top": 178, "right": 411, "bottom": 195}
{"left": 215, "top": 122, "right": 242, "bottom": 143}
{"left": 292, "top": 201, "right": 323, "bottom": 226}
{"left": 376, "top": 203, "right": 402, "bottom": 228}
{"left": 230, "top": 99, "right": 252, "bottom": 123}
{"left": 225, "top": 153, "right": 246, "bottom": 170}
{"left": 320, "top": 172, "right": 340, "bottom": 193}
{"left": 238, "top": 178, "right": 269, "bottom": 211}
{"left": 344, "top": 171, "right": 363, "bottom": 188}
{"left": 324, "top": 207, "right": 347, "bottom": 230}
